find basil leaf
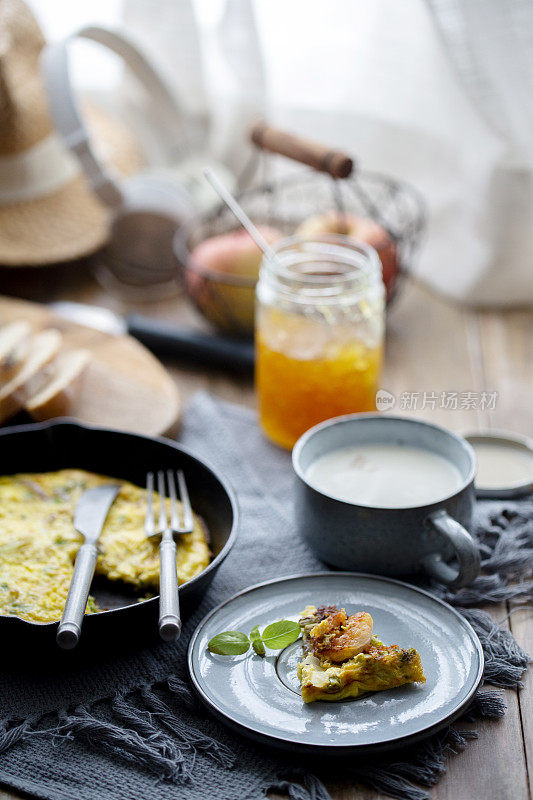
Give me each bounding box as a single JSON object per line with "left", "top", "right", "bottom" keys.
{"left": 250, "top": 625, "right": 265, "bottom": 657}
{"left": 261, "top": 620, "right": 300, "bottom": 650}
{"left": 208, "top": 631, "right": 250, "bottom": 655}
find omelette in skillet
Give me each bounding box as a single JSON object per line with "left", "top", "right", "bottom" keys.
{"left": 0, "top": 469, "right": 210, "bottom": 623}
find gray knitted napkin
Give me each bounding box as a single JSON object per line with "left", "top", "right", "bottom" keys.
{"left": 0, "top": 392, "right": 531, "bottom": 800}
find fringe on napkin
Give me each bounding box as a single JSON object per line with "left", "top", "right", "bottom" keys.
{"left": 438, "top": 500, "right": 533, "bottom": 607}
{"left": 0, "top": 679, "right": 234, "bottom": 788}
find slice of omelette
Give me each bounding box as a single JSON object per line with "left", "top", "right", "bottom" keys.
{"left": 297, "top": 605, "right": 425, "bottom": 703}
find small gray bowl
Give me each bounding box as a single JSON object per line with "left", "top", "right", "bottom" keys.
{"left": 292, "top": 414, "right": 480, "bottom": 589}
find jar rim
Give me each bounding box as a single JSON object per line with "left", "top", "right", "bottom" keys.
{"left": 260, "top": 233, "right": 383, "bottom": 298}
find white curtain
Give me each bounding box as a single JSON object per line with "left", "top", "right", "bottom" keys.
{"left": 122, "top": 0, "right": 533, "bottom": 306}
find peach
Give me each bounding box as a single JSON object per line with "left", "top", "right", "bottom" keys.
{"left": 186, "top": 226, "right": 283, "bottom": 336}
{"left": 296, "top": 211, "right": 398, "bottom": 299}
{"left": 189, "top": 226, "right": 283, "bottom": 279}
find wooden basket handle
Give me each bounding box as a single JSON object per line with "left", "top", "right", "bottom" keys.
{"left": 250, "top": 121, "right": 354, "bottom": 179}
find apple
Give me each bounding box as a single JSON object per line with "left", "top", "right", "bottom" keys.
{"left": 186, "top": 226, "right": 283, "bottom": 336}
{"left": 296, "top": 211, "right": 398, "bottom": 300}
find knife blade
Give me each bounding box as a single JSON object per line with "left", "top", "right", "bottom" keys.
{"left": 74, "top": 483, "right": 121, "bottom": 542}
{"left": 56, "top": 484, "right": 120, "bottom": 649}
{"left": 50, "top": 301, "right": 255, "bottom": 373}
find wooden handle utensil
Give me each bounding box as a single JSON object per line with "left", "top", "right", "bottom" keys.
{"left": 250, "top": 121, "right": 354, "bottom": 179}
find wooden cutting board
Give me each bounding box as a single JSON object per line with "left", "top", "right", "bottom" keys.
{"left": 0, "top": 296, "right": 181, "bottom": 436}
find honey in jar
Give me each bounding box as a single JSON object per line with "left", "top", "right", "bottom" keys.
{"left": 255, "top": 235, "right": 385, "bottom": 450}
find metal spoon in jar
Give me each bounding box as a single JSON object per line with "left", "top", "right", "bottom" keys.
{"left": 203, "top": 168, "right": 282, "bottom": 266}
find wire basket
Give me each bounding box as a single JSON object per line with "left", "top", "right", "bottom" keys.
{"left": 175, "top": 125, "right": 426, "bottom": 338}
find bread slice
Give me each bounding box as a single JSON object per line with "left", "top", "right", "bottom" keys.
{"left": 25, "top": 349, "right": 90, "bottom": 421}
{"left": 0, "top": 321, "right": 33, "bottom": 383}
{"left": 0, "top": 329, "right": 62, "bottom": 423}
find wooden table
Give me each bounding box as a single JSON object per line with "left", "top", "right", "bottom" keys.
{"left": 1, "top": 268, "right": 531, "bottom": 800}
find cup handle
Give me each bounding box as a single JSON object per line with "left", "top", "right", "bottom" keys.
{"left": 422, "top": 510, "right": 480, "bottom": 589}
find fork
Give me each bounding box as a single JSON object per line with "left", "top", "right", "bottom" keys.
{"left": 145, "top": 470, "right": 194, "bottom": 642}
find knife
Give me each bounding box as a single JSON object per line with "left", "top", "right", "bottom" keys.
{"left": 56, "top": 484, "right": 120, "bottom": 650}
{"left": 50, "top": 302, "right": 255, "bottom": 373}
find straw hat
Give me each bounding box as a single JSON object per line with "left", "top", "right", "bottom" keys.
{"left": 0, "top": 0, "right": 143, "bottom": 266}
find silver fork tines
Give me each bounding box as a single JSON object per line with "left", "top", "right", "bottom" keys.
{"left": 145, "top": 469, "right": 194, "bottom": 643}
{"left": 145, "top": 470, "right": 194, "bottom": 540}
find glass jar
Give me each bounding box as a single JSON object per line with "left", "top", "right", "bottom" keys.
{"left": 255, "top": 235, "right": 385, "bottom": 449}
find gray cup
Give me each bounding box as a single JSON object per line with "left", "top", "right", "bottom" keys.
{"left": 292, "top": 415, "right": 480, "bottom": 589}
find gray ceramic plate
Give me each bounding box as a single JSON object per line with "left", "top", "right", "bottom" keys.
{"left": 188, "top": 573, "right": 484, "bottom": 754}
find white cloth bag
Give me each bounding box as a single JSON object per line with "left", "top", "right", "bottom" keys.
{"left": 123, "top": 0, "right": 533, "bottom": 306}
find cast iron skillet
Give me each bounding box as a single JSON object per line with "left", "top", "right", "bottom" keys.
{"left": 0, "top": 419, "right": 237, "bottom": 658}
